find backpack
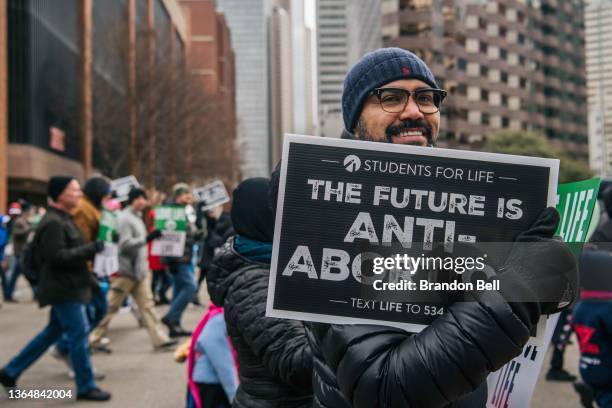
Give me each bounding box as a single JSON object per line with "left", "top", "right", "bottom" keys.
{"left": 20, "top": 227, "right": 42, "bottom": 284}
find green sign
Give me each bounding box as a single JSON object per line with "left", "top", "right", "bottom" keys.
{"left": 94, "top": 210, "right": 119, "bottom": 277}
{"left": 97, "top": 210, "right": 118, "bottom": 243}
{"left": 151, "top": 205, "right": 187, "bottom": 257}
{"left": 556, "top": 178, "right": 600, "bottom": 243}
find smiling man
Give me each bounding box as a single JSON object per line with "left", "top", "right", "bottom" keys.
{"left": 275, "top": 48, "right": 578, "bottom": 407}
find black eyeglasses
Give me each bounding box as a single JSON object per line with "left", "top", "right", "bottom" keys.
{"left": 369, "top": 87, "right": 447, "bottom": 114}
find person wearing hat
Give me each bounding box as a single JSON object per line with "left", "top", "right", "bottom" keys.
{"left": 269, "top": 48, "right": 577, "bottom": 407}
{"left": 207, "top": 178, "right": 313, "bottom": 407}
{"left": 53, "top": 176, "right": 113, "bottom": 368}
{"left": 0, "top": 176, "right": 111, "bottom": 401}
{"left": 90, "top": 187, "right": 177, "bottom": 350}
{"left": 3, "top": 202, "right": 33, "bottom": 301}
{"left": 161, "top": 182, "right": 201, "bottom": 337}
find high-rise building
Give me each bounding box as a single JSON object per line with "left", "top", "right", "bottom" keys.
{"left": 217, "top": 0, "right": 271, "bottom": 177}
{"left": 180, "top": 0, "right": 240, "bottom": 186}
{"left": 269, "top": 0, "right": 318, "bottom": 166}
{"left": 316, "top": 0, "right": 382, "bottom": 137}
{"left": 270, "top": 2, "right": 294, "bottom": 165}
{"left": 586, "top": 0, "right": 612, "bottom": 177}
{"left": 382, "top": 0, "right": 588, "bottom": 153}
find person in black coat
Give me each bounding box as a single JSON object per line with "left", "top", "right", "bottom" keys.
{"left": 207, "top": 178, "right": 313, "bottom": 408}
{"left": 194, "top": 204, "right": 234, "bottom": 304}
{"left": 0, "top": 177, "right": 111, "bottom": 401}
{"left": 268, "top": 48, "right": 577, "bottom": 408}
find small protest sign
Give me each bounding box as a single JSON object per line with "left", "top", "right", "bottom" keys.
{"left": 266, "top": 134, "right": 559, "bottom": 332}
{"left": 193, "top": 180, "right": 230, "bottom": 212}
{"left": 556, "top": 177, "right": 600, "bottom": 244}
{"left": 151, "top": 205, "right": 187, "bottom": 257}
{"left": 110, "top": 176, "right": 140, "bottom": 203}
{"left": 93, "top": 210, "right": 118, "bottom": 277}
{"left": 486, "top": 177, "right": 600, "bottom": 407}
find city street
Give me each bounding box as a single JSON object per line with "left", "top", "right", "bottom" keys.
{"left": 0, "top": 279, "right": 583, "bottom": 408}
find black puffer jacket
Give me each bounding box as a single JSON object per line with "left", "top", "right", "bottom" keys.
{"left": 306, "top": 289, "right": 526, "bottom": 408}
{"left": 207, "top": 238, "right": 313, "bottom": 408}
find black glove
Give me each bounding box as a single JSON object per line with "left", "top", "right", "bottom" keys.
{"left": 497, "top": 207, "right": 577, "bottom": 327}
{"left": 146, "top": 229, "right": 163, "bottom": 243}
{"left": 94, "top": 240, "right": 105, "bottom": 253}
{"left": 112, "top": 231, "right": 120, "bottom": 243}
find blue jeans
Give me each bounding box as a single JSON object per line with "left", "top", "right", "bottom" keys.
{"left": 163, "top": 263, "right": 197, "bottom": 324}
{"left": 3, "top": 302, "right": 96, "bottom": 394}
{"left": 5, "top": 255, "right": 21, "bottom": 299}
{"left": 56, "top": 288, "right": 108, "bottom": 355}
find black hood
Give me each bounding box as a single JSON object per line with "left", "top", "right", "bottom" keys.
{"left": 231, "top": 177, "right": 274, "bottom": 242}
{"left": 83, "top": 177, "right": 110, "bottom": 209}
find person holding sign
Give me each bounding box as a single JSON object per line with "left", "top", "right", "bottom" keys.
{"left": 207, "top": 178, "right": 313, "bottom": 408}
{"left": 269, "top": 48, "right": 577, "bottom": 408}
{"left": 161, "top": 183, "right": 201, "bottom": 337}
{"left": 90, "top": 188, "right": 177, "bottom": 351}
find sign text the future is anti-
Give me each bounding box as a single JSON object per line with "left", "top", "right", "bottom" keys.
{"left": 306, "top": 178, "right": 524, "bottom": 246}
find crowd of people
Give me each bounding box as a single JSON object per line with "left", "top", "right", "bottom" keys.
{"left": 0, "top": 48, "right": 610, "bottom": 407}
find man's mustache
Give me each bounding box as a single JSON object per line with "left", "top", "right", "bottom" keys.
{"left": 385, "top": 120, "right": 434, "bottom": 144}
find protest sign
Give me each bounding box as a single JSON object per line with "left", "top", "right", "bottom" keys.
{"left": 486, "top": 177, "right": 600, "bottom": 407}
{"left": 93, "top": 210, "right": 118, "bottom": 277}
{"left": 486, "top": 313, "right": 560, "bottom": 408}
{"left": 151, "top": 205, "right": 187, "bottom": 257}
{"left": 110, "top": 176, "right": 140, "bottom": 203}
{"left": 556, "top": 177, "right": 600, "bottom": 244}
{"left": 266, "top": 134, "right": 559, "bottom": 332}
{"left": 193, "top": 180, "right": 230, "bottom": 212}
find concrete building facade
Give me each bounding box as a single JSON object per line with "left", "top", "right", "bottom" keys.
{"left": 382, "top": 0, "right": 588, "bottom": 152}
{"left": 180, "top": 0, "right": 240, "bottom": 186}
{"left": 316, "top": 0, "right": 382, "bottom": 137}
{"left": 216, "top": 0, "right": 271, "bottom": 177}
{"left": 586, "top": 0, "right": 612, "bottom": 177}
{"left": 4, "top": 0, "right": 188, "bottom": 203}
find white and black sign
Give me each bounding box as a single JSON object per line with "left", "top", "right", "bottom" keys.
{"left": 193, "top": 180, "right": 230, "bottom": 212}
{"left": 110, "top": 176, "right": 140, "bottom": 203}
{"left": 266, "top": 135, "right": 559, "bottom": 332}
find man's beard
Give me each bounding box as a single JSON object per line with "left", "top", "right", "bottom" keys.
{"left": 355, "top": 118, "right": 435, "bottom": 146}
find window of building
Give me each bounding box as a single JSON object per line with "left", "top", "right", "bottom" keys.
{"left": 489, "top": 69, "right": 501, "bottom": 83}
{"left": 501, "top": 94, "right": 509, "bottom": 106}
{"left": 502, "top": 117, "right": 510, "bottom": 127}
{"left": 501, "top": 71, "right": 508, "bottom": 83}
{"left": 480, "top": 65, "right": 489, "bottom": 77}
{"left": 480, "top": 41, "right": 488, "bottom": 54}
{"left": 482, "top": 112, "right": 491, "bottom": 125}
{"left": 457, "top": 57, "right": 467, "bottom": 70}
{"left": 500, "top": 48, "right": 508, "bottom": 60}
{"left": 481, "top": 89, "right": 489, "bottom": 101}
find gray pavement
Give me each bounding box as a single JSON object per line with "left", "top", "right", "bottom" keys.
{"left": 0, "top": 278, "right": 583, "bottom": 407}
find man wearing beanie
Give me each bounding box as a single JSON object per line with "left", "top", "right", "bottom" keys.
{"left": 52, "top": 176, "right": 113, "bottom": 372}
{"left": 0, "top": 176, "right": 111, "bottom": 401}
{"left": 161, "top": 182, "right": 201, "bottom": 337}
{"left": 90, "top": 188, "right": 177, "bottom": 350}
{"left": 271, "top": 48, "right": 577, "bottom": 407}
